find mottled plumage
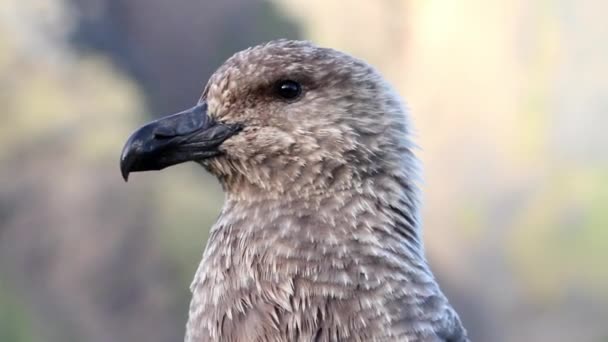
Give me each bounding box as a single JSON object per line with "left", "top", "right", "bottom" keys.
{"left": 122, "top": 39, "right": 468, "bottom": 341}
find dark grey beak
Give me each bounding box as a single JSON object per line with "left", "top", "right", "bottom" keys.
{"left": 120, "top": 102, "right": 241, "bottom": 181}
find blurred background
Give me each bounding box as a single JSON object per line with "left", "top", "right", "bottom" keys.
{"left": 0, "top": 0, "right": 606, "bottom": 341}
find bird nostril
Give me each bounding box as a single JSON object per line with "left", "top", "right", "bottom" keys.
{"left": 153, "top": 126, "right": 177, "bottom": 139}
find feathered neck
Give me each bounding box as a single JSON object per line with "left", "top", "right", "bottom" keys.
{"left": 185, "top": 164, "right": 442, "bottom": 341}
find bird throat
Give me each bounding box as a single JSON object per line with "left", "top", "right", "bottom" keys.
{"left": 185, "top": 172, "right": 438, "bottom": 341}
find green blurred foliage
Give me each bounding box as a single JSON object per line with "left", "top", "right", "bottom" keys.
{"left": 0, "top": 278, "right": 37, "bottom": 342}
{"left": 510, "top": 168, "right": 608, "bottom": 299}
{"left": 0, "top": 4, "right": 143, "bottom": 161}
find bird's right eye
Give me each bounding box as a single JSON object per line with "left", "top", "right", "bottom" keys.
{"left": 274, "top": 80, "right": 302, "bottom": 100}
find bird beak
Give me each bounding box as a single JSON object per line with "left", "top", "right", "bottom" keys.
{"left": 120, "top": 102, "right": 241, "bottom": 181}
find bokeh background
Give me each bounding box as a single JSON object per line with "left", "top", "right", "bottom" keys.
{"left": 0, "top": 0, "right": 606, "bottom": 341}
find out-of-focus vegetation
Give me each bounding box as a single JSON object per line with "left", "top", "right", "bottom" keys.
{"left": 0, "top": 0, "right": 606, "bottom": 341}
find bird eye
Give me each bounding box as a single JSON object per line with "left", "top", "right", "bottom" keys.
{"left": 274, "top": 80, "right": 302, "bottom": 100}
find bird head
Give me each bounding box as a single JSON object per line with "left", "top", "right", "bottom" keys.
{"left": 121, "top": 40, "right": 414, "bottom": 197}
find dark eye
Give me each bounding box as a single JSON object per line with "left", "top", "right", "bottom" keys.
{"left": 274, "top": 80, "right": 302, "bottom": 100}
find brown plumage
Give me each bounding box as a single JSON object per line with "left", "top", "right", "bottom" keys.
{"left": 121, "top": 40, "right": 468, "bottom": 341}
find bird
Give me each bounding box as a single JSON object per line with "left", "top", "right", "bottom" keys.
{"left": 120, "top": 40, "right": 468, "bottom": 342}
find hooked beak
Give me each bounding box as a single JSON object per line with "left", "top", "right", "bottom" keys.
{"left": 120, "top": 102, "right": 241, "bottom": 181}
